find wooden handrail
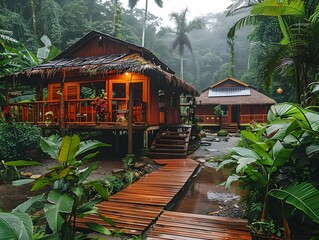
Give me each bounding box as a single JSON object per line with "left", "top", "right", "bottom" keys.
{"left": 9, "top": 98, "right": 147, "bottom": 126}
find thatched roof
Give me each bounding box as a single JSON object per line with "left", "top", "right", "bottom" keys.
{"left": 55, "top": 30, "right": 175, "bottom": 74}
{"left": 197, "top": 77, "right": 275, "bottom": 105}
{"left": 2, "top": 53, "right": 199, "bottom": 96}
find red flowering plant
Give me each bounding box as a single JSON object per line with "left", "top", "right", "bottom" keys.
{"left": 1, "top": 105, "right": 13, "bottom": 123}
{"left": 91, "top": 96, "right": 108, "bottom": 122}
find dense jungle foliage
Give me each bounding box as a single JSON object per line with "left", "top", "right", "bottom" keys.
{"left": 1, "top": 0, "right": 288, "bottom": 101}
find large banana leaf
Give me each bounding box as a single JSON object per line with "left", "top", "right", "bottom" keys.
{"left": 268, "top": 182, "right": 319, "bottom": 223}
{"left": 13, "top": 194, "right": 46, "bottom": 213}
{"left": 44, "top": 190, "right": 74, "bottom": 233}
{"left": 76, "top": 140, "right": 111, "bottom": 157}
{"left": 0, "top": 212, "right": 33, "bottom": 240}
{"left": 40, "top": 135, "right": 63, "bottom": 160}
{"left": 268, "top": 103, "right": 319, "bottom": 131}
{"left": 58, "top": 135, "right": 80, "bottom": 163}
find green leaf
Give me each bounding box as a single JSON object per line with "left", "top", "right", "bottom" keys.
{"left": 252, "top": 0, "right": 305, "bottom": 17}
{"left": 97, "top": 212, "right": 116, "bottom": 227}
{"left": 216, "top": 159, "right": 237, "bottom": 171}
{"left": 221, "top": 175, "right": 241, "bottom": 189}
{"left": 58, "top": 135, "right": 80, "bottom": 163}
{"left": 36, "top": 233, "right": 60, "bottom": 240}
{"left": 47, "top": 190, "right": 74, "bottom": 213}
{"left": 231, "top": 147, "right": 260, "bottom": 159}
{"left": 44, "top": 203, "right": 64, "bottom": 233}
{"left": 246, "top": 169, "right": 267, "bottom": 187}
{"left": 86, "top": 181, "right": 109, "bottom": 200}
{"left": 71, "top": 187, "right": 84, "bottom": 199}
{"left": 84, "top": 222, "right": 111, "bottom": 235}
{"left": 12, "top": 178, "right": 35, "bottom": 186}
{"left": 78, "top": 162, "right": 98, "bottom": 185}
{"left": 31, "top": 178, "right": 51, "bottom": 191}
{"left": 13, "top": 194, "right": 46, "bottom": 213}
{"left": 40, "top": 135, "right": 62, "bottom": 160}
{"left": 80, "top": 151, "right": 99, "bottom": 164}
{"left": 0, "top": 212, "right": 33, "bottom": 240}
{"left": 4, "top": 160, "right": 41, "bottom": 167}
{"left": 236, "top": 158, "right": 256, "bottom": 173}
{"left": 241, "top": 130, "right": 259, "bottom": 143}
{"left": 251, "top": 143, "right": 272, "bottom": 165}
{"left": 269, "top": 182, "right": 319, "bottom": 223}
{"left": 272, "top": 141, "right": 293, "bottom": 167}
{"left": 76, "top": 140, "right": 111, "bottom": 157}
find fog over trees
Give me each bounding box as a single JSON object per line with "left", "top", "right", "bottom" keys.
{"left": 1, "top": 0, "right": 308, "bottom": 103}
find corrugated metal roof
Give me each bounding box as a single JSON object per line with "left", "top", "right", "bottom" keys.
{"left": 208, "top": 87, "right": 251, "bottom": 97}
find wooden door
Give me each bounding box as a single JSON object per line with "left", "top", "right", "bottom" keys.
{"left": 65, "top": 83, "right": 80, "bottom": 122}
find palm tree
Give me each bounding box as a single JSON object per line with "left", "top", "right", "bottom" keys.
{"left": 128, "top": 0, "right": 163, "bottom": 47}
{"left": 228, "top": 0, "right": 319, "bottom": 103}
{"left": 169, "top": 8, "right": 202, "bottom": 79}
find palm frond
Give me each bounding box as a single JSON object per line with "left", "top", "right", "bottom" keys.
{"left": 154, "top": 0, "right": 163, "bottom": 8}
{"left": 128, "top": 0, "right": 138, "bottom": 9}
{"left": 252, "top": 0, "right": 305, "bottom": 17}
{"left": 260, "top": 44, "right": 291, "bottom": 86}
{"left": 0, "top": 29, "right": 18, "bottom": 44}
{"left": 269, "top": 182, "right": 319, "bottom": 224}
{"left": 187, "top": 18, "right": 203, "bottom": 32}
{"left": 227, "top": 15, "right": 262, "bottom": 39}
{"left": 227, "top": 0, "right": 261, "bottom": 16}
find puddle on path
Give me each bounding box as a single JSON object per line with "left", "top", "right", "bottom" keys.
{"left": 173, "top": 165, "right": 238, "bottom": 215}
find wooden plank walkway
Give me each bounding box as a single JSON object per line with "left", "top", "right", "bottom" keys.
{"left": 76, "top": 158, "right": 199, "bottom": 235}
{"left": 147, "top": 211, "right": 252, "bottom": 240}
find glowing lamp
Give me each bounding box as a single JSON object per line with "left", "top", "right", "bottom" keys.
{"left": 276, "top": 87, "right": 283, "bottom": 95}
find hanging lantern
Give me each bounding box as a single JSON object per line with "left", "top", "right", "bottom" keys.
{"left": 276, "top": 87, "right": 283, "bottom": 95}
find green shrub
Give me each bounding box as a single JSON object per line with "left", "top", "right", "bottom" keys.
{"left": 217, "top": 129, "right": 228, "bottom": 136}
{"left": 0, "top": 122, "right": 41, "bottom": 160}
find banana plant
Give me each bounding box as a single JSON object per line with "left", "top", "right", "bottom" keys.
{"left": 10, "top": 134, "right": 114, "bottom": 239}
{"left": 218, "top": 102, "right": 319, "bottom": 239}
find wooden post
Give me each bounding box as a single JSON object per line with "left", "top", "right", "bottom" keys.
{"left": 128, "top": 81, "right": 133, "bottom": 154}
{"left": 60, "top": 72, "right": 66, "bottom": 135}
{"left": 143, "top": 130, "right": 148, "bottom": 148}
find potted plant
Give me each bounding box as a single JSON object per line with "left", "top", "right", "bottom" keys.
{"left": 91, "top": 96, "right": 108, "bottom": 123}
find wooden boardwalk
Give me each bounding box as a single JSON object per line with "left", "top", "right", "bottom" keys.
{"left": 147, "top": 211, "right": 251, "bottom": 240}
{"left": 76, "top": 158, "right": 252, "bottom": 239}
{"left": 76, "top": 159, "right": 199, "bottom": 235}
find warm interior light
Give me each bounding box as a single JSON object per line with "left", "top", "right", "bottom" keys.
{"left": 125, "top": 72, "right": 129, "bottom": 76}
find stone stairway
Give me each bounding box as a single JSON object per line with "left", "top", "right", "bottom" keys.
{"left": 147, "top": 125, "right": 192, "bottom": 159}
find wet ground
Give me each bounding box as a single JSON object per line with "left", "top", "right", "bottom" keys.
{"left": 0, "top": 151, "right": 125, "bottom": 212}
{"left": 173, "top": 134, "right": 245, "bottom": 218}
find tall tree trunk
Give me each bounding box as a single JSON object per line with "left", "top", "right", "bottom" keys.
{"left": 30, "top": 0, "right": 37, "bottom": 36}
{"left": 228, "top": 39, "right": 234, "bottom": 77}
{"left": 142, "top": 0, "right": 148, "bottom": 47}
{"left": 180, "top": 56, "right": 184, "bottom": 79}
{"left": 112, "top": 0, "right": 121, "bottom": 37}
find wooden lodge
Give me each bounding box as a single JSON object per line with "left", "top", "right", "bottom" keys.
{"left": 196, "top": 77, "right": 276, "bottom": 132}
{"left": 0, "top": 30, "right": 198, "bottom": 151}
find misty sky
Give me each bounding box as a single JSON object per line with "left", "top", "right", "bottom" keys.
{"left": 120, "top": 0, "right": 234, "bottom": 24}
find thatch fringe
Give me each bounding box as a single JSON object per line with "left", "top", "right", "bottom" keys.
{"left": 2, "top": 53, "right": 199, "bottom": 96}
